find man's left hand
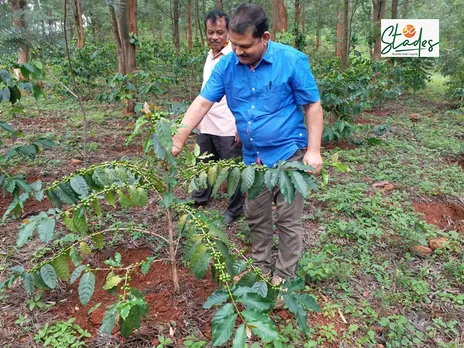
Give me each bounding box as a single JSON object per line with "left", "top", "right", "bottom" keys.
{"left": 303, "top": 151, "right": 322, "bottom": 175}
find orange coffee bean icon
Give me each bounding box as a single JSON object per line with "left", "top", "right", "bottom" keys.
{"left": 402, "top": 24, "right": 416, "bottom": 38}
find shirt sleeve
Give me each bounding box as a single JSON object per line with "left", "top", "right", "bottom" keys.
{"left": 200, "top": 58, "right": 226, "bottom": 103}
{"left": 290, "top": 54, "right": 320, "bottom": 105}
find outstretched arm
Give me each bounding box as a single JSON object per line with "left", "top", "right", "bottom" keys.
{"left": 172, "top": 95, "right": 214, "bottom": 156}
{"left": 303, "top": 100, "right": 323, "bottom": 174}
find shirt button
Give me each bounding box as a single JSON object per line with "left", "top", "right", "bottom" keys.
{"left": 252, "top": 88, "right": 255, "bottom": 91}
{"left": 250, "top": 138, "right": 253, "bottom": 141}
{"left": 299, "top": 133, "right": 303, "bottom": 136}
{"left": 248, "top": 121, "right": 251, "bottom": 124}
{"left": 257, "top": 151, "right": 260, "bottom": 154}
{"left": 251, "top": 105, "right": 255, "bottom": 109}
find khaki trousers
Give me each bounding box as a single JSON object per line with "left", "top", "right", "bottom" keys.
{"left": 245, "top": 149, "right": 305, "bottom": 279}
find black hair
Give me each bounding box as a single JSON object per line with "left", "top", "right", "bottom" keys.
{"left": 229, "top": 3, "right": 269, "bottom": 38}
{"left": 204, "top": 9, "right": 229, "bottom": 30}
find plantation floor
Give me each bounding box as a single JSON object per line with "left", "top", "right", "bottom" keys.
{"left": 1, "top": 80, "right": 463, "bottom": 347}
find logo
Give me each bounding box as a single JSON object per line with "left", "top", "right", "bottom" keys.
{"left": 381, "top": 19, "right": 439, "bottom": 57}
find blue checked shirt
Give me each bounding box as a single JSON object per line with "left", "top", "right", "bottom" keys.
{"left": 200, "top": 41, "right": 320, "bottom": 167}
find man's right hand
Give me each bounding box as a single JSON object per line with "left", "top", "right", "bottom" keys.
{"left": 172, "top": 142, "right": 182, "bottom": 157}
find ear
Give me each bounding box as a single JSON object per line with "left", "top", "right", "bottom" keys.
{"left": 262, "top": 31, "right": 271, "bottom": 44}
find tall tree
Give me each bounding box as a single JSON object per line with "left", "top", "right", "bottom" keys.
{"left": 341, "top": 0, "right": 349, "bottom": 71}
{"left": 271, "top": 0, "right": 287, "bottom": 40}
{"left": 172, "top": 0, "right": 180, "bottom": 52}
{"left": 71, "top": 0, "right": 84, "bottom": 48}
{"left": 195, "top": 0, "right": 204, "bottom": 46}
{"left": 187, "top": 0, "right": 192, "bottom": 50}
{"left": 391, "top": 0, "right": 399, "bottom": 19}
{"left": 9, "top": 0, "right": 28, "bottom": 79}
{"left": 109, "top": 4, "right": 125, "bottom": 74}
{"left": 372, "top": 0, "right": 385, "bottom": 60}
{"left": 127, "top": 0, "right": 137, "bottom": 72}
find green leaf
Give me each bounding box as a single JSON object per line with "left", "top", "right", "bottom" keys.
{"left": 117, "top": 189, "right": 131, "bottom": 208}
{"left": 40, "top": 264, "right": 57, "bottom": 289}
{"left": 70, "top": 176, "right": 89, "bottom": 197}
{"left": 189, "top": 244, "right": 211, "bottom": 279}
{"left": 210, "top": 225, "right": 229, "bottom": 245}
{"left": 286, "top": 277, "right": 305, "bottom": 292}
{"left": 130, "top": 186, "right": 148, "bottom": 207}
{"left": 55, "top": 184, "right": 78, "bottom": 205}
{"left": 63, "top": 213, "right": 77, "bottom": 232}
{"left": 237, "top": 293, "right": 274, "bottom": 311}
{"left": 23, "top": 273, "right": 35, "bottom": 296}
{"left": 103, "top": 271, "right": 123, "bottom": 290}
{"left": 211, "top": 167, "right": 229, "bottom": 198}
{"left": 51, "top": 256, "right": 70, "bottom": 281}
{"left": 73, "top": 207, "right": 88, "bottom": 233}
{"left": 227, "top": 167, "right": 241, "bottom": 199}
{"left": 279, "top": 171, "right": 295, "bottom": 204}
{"left": 92, "top": 167, "right": 109, "bottom": 188}
{"left": 92, "top": 234, "right": 105, "bottom": 249}
{"left": 105, "top": 191, "right": 116, "bottom": 207}
{"left": 251, "top": 281, "right": 268, "bottom": 298}
{"left": 232, "top": 324, "right": 247, "bottom": 348}
{"left": 70, "top": 265, "right": 86, "bottom": 284}
{"left": 242, "top": 309, "right": 279, "bottom": 342}
{"left": 295, "top": 293, "right": 321, "bottom": 312}
{"left": 78, "top": 272, "right": 95, "bottom": 306}
{"left": 120, "top": 313, "right": 135, "bottom": 338}
{"left": 93, "top": 199, "right": 102, "bottom": 216}
{"left": 152, "top": 133, "right": 167, "bottom": 159}
{"left": 37, "top": 217, "right": 55, "bottom": 243}
{"left": 79, "top": 241, "right": 92, "bottom": 255}
{"left": 69, "top": 247, "right": 82, "bottom": 267}
{"left": 247, "top": 170, "right": 264, "bottom": 200}
{"left": 32, "top": 84, "right": 42, "bottom": 100}
{"left": 240, "top": 166, "right": 255, "bottom": 193}
{"left": 208, "top": 164, "right": 218, "bottom": 186}
{"left": 283, "top": 293, "right": 308, "bottom": 335}
{"left": 236, "top": 271, "right": 258, "bottom": 287}
{"left": 212, "top": 303, "right": 237, "bottom": 346}
{"left": 203, "top": 289, "right": 228, "bottom": 309}
{"left": 47, "top": 189, "right": 62, "bottom": 209}
{"left": 288, "top": 170, "right": 309, "bottom": 198}
{"left": 155, "top": 118, "right": 173, "bottom": 149}
{"left": 17, "top": 220, "right": 37, "bottom": 247}
{"left": 100, "top": 303, "right": 119, "bottom": 335}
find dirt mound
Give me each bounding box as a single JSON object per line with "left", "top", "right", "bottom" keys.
{"left": 413, "top": 202, "right": 464, "bottom": 232}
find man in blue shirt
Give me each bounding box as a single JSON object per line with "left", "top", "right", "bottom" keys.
{"left": 172, "top": 3, "right": 323, "bottom": 286}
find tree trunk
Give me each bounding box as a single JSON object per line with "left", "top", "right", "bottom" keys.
{"left": 372, "top": 0, "right": 386, "bottom": 60}
{"left": 10, "top": 0, "right": 28, "bottom": 80}
{"left": 187, "top": 0, "right": 192, "bottom": 50}
{"left": 160, "top": 28, "right": 163, "bottom": 41}
{"left": 368, "top": 5, "right": 373, "bottom": 60}
{"left": 195, "top": 0, "right": 204, "bottom": 47}
{"left": 294, "top": 0, "right": 300, "bottom": 26}
{"left": 336, "top": 9, "right": 342, "bottom": 57}
{"left": 271, "top": 0, "right": 287, "bottom": 40}
{"left": 215, "top": 0, "right": 222, "bottom": 10}
{"left": 73, "top": 0, "right": 85, "bottom": 48}
{"left": 391, "top": 0, "right": 399, "bottom": 19}
{"left": 294, "top": 0, "right": 300, "bottom": 47}
{"left": 341, "top": 0, "right": 349, "bottom": 71}
{"left": 301, "top": 1, "right": 305, "bottom": 35}
{"left": 127, "top": 0, "right": 137, "bottom": 73}
{"left": 109, "top": 5, "right": 126, "bottom": 75}
{"left": 173, "top": 0, "right": 180, "bottom": 52}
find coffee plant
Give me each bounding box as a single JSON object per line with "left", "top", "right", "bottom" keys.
{"left": 0, "top": 108, "right": 348, "bottom": 345}
{"left": 0, "top": 64, "right": 56, "bottom": 220}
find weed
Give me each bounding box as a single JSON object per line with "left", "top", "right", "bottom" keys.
{"left": 33, "top": 318, "right": 91, "bottom": 347}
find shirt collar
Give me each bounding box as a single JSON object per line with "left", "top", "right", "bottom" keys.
{"left": 209, "top": 41, "right": 233, "bottom": 60}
